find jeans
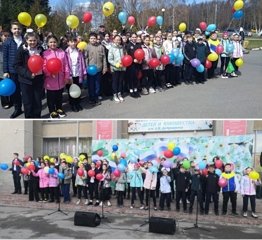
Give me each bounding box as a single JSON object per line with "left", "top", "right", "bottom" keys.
{"left": 112, "top": 71, "right": 125, "bottom": 94}
{"left": 88, "top": 71, "right": 102, "bottom": 101}
{"left": 222, "top": 191, "right": 237, "bottom": 213}
{"left": 117, "top": 191, "right": 124, "bottom": 205}
{"left": 72, "top": 175, "right": 77, "bottom": 195}
{"left": 77, "top": 185, "right": 87, "bottom": 199}
{"left": 49, "top": 187, "right": 59, "bottom": 201}
{"left": 46, "top": 88, "right": 63, "bottom": 113}
{"left": 155, "top": 70, "right": 166, "bottom": 88}
{"left": 61, "top": 183, "right": 70, "bottom": 202}
{"left": 29, "top": 181, "right": 39, "bottom": 201}
{"left": 159, "top": 192, "right": 171, "bottom": 208}
{"left": 40, "top": 187, "right": 48, "bottom": 200}
{"left": 9, "top": 73, "right": 22, "bottom": 110}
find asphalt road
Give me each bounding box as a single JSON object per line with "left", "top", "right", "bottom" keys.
{"left": 1, "top": 51, "right": 262, "bottom": 119}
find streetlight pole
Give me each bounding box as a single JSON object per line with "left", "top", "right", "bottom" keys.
{"left": 172, "top": 7, "right": 175, "bottom": 31}
{"left": 162, "top": 8, "right": 165, "bottom": 30}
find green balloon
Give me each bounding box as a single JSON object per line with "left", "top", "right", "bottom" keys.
{"left": 183, "top": 160, "right": 190, "bottom": 169}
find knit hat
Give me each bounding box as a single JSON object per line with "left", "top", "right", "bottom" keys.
{"left": 222, "top": 32, "right": 229, "bottom": 37}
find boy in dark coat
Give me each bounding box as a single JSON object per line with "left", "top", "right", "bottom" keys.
{"left": 9, "top": 153, "right": 23, "bottom": 194}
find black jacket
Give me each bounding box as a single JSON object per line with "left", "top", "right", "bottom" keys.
{"left": 173, "top": 171, "right": 189, "bottom": 192}
{"left": 190, "top": 173, "right": 206, "bottom": 191}
{"left": 71, "top": 162, "right": 79, "bottom": 177}
{"left": 183, "top": 41, "right": 196, "bottom": 65}
{"left": 84, "top": 163, "right": 91, "bottom": 173}
{"left": 206, "top": 172, "right": 220, "bottom": 193}
{"left": 87, "top": 168, "right": 100, "bottom": 184}
{"left": 28, "top": 167, "right": 39, "bottom": 182}
{"left": 125, "top": 42, "right": 142, "bottom": 60}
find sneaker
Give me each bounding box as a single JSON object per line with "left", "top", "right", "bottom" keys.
{"left": 149, "top": 87, "right": 156, "bottom": 94}
{"left": 43, "top": 198, "right": 47, "bottom": 203}
{"left": 50, "top": 112, "right": 60, "bottom": 119}
{"left": 232, "top": 212, "right": 239, "bottom": 216}
{"left": 98, "top": 96, "right": 102, "bottom": 100}
{"left": 141, "top": 88, "right": 149, "bottom": 95}
{"left": 118, "top": 92, "right": 124, "bottom": 102}
{"left": 107, "top": 201, "right": 111, "bottom": 207}
{"left": 186, "top": 199, "right": 190, "bottom": 204}
{"left": 129, "top": 92, "right": 136, "bottom": 98}
{"left": 113, "top": 94, "right": 120, "bottom": 103}
{"left": 134, "top": 91, "right": 141, "bottom": 98}
{"left": 222, "top": 212, "right": 227, "bottom": 215}
{"left": 156, "top": 86, "right": 162, "bottom": 92}
{"left": 85, "top": 199, "right": 89, "bottom": 205}
{"left": 130, "top": 204, "right": 134, "bottom": 209}
{"left": 243, "top": 212, "right": 247, "bottom": 217}
{"left": 221, "top": 74, "right": 228, "bottom": 79}
{"left": 180, "top": 200, "right": 182, "bottom": 203}
{"left": 215, "top": 211, "right": 219, "bottom": 216}
{"left": 231, "top": 72, "right": 238, "bottom": 77}
{"left": 95, "top": 202, "right": 99, "bottom": 206}
{"left": 252, "top": 212, "right": 258, "bottom": 218}
{"left": 154, "top": 207, "right": 157, "bottom": 211}
{"left": 95, "top": 100, "right": 102, "bottom": 106}
{"left": 99, "top": 201, "right": 103, "bottom": 206}
{"left": 89, "top": 100, "right": 96, "bottom": 106}
{"left": 76, "top": 199, "right": 81, "bottom": 205}
{"left": 88, "top": 201, "right": 93, "bottom": 206}
{"left": 140, "top": 204, "right": 144, "bottom": 210}
{"left": 39, "top": 199, "right": 43, "bottom": 203}
{"left": 57, "top": 109, "right": 67, "bottom": 118}
{"left": 144, "top": 206, "right": 148, "bottom": 210}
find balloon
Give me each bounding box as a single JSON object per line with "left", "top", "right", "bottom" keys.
{"left": 163, "top": 160, "right": 172, "bottom": 168}
{"left": 118, "top": 12, "right": 127, "bottom": 24}
{"left": 28, "top": 165, "right": 35, "bottom": 171}
{"left": 121, "top": 55, "right": 133, "bottom": 67}
{"left": 173, "top": 147, "right": 181, "bottom": 156}
{"left": 215, "top": 159, "right": 223, "bottom": 169}
{"left": 215, "top": 169, "right": 222, "bottom": 177}
{"left": 97, "top": 150, "right": 103, "bottom": 157}
{"left": 175, "top": 53, "right": 184, "bottom": 64}
{"left": 164, "top": 150, "right": 174, "bottom": 159}
{"left": 206, "top": 24, "right": 216, "bottom": 32}
{"left": 161, "top": 55, "right": 171, "bottom": 65}
{"left": 35, "top": 14, "right": 47, "bottom": 28}
{"left": 46, "top": 58, "right": 62, "bottom": 74}
{"left": 60, "top": 153, "right": 66, "bottom": 159}
{"left": 133, "top": 149, "right": 140, "bottom": 156}
{"left": 134, "top": 49, "right": 145, "bottom": 61}
{"left": 120, "top": 159, "right": 127, "bottom": 167}
{"left": 28, "top": 55, "right": 43, "bottom": 74}
{"left": 18, "top": 12, "right": 32, "bottom": 27}
{"left": 233, "top": 10, "right": 243, "bottom": 19}
{"left": 149, "top": 58, "right": 160, "bottom": 68}
{"left": 114, "top": 169, "right": 121, "bottom": 178}
{"left": 83, "top": 12, "right": 92, "bottom": 23}
{"left": 118, "top": 164, "right": 126, "bottom": 172}
{"left": 234, "top": 0, "right": 244, "bottom": 11}
{"left": 77, "top": 168, "right": 84, "bottom": 177}
{"left": 88, "top": 170, "right": 95, "bottom": 177}
{"left": 183, "top": 160, "right": 190, "bottom": 169}
{"left": 0, "top": 163, "right": 9, "bottom": 170}
{"left": 96, "top": 173, "right": 104, "bottom": 181}
{"left": 249, "top": 171, "right": 259, "bottom": 180}
{"left": 58, "top": 172, "right": 65, "bottom": 179}
{"left": 207, "top": 53, "right": 218, "bottom": 62}
{"left": 147, "top": 16, "right": 156, "bottom": 27}
{"left": 130, "top": 156, "right": 137, "bottom": 163}
{"left": 87, "top": 65, "right": 98, "bottom": 76}
{"left": 196, "top": 64, "right": 204, "bottom": 73}
{"left": 49, "top": 168, "right": 55, "bottom": 174}
{"left": 21, "top": 168, "right": 29, "bottom": 175}
{"left": 14, "top": 160, "right": 20, "bottom": 166}
{"left": 138, "top": 70, "right": 142, "bottom": 79}
{"left": 79, "top": 154, "right": 85, "bottom": 161}
{"left": 167, "top": 142, "right": 176, "bottom": 151}
{"left": 191, "top": 58, "right": 201, "bottom": 68}
{"left": 44, "top": 167, "right": 49, "bottom": 173}
{"left": 156, "top": 16, "right": 163, "bottom": 26}
{"left": 66, "top": 15, "right": 79, "bottom": 29}
{"left": 96, "top": 161, "right": 101, "bottom": 168}
{"left": 216, "top": 45, "right": 224, "bottom": 55}
{"left": 120, "top": 153, "right": 126, "bottom": 159}
{"left": 179, "top": 23, "right": 186, "bottom": 32}
{"left": 112, "top": 145, "right": 118, "bottom": 151}
{"left": 218, "top": 178, "right": 227, "bottom": 187}
{"left": 202, "top": 168, "right": 208, "bottom": 176}
{"left": 0, "top": 78, "right": 16, "bottom": 96}
{"left": 77, "top": 41, "right": 87, "bottom": 51}
{"left": 199, "top": 22, "right": 207, "bottom": 31}
{"left": 172, "top": 48, "right": 180, "bottom": 58}
{"left": 66, "top": 156, "right": 73, "bottom": 163}
{"left": 149, "top": 166, "right": 159, "bottom": 174}
{"left": 44, "top": 155, "right": 49, "bottom": 160}
{"left": 198, "top": 161, "right": 206, "bottom": 170}
{"left": 167, "top": 53, "right": 175, "bottom": 63}
{"left": 151, "top": 160, "right": 159, "bottom": 167}
{"left": 235, "top": 58, "right": 243, "bottom": 67}
{"left": 128, "top": 16, "right": 135, "bottom": 25}
{"left": 26, "top": 163, "right": 30, "bottom": 167}
{"left": 139, "top": 161, "right": 144, "bottom": 167}
{"left": 204, "top": 59, "right": 212, "bottom": 69}
{"left": 69, "top": 84, "right": 81, "bottom": 99}
{"left": 34, "top": 161, "right": 39, "bottom": 167}
{"left": 205, "top": 31, "right": 210, "bottom": 36}
{"left": 103, "top": 2, "right": 114, "bottom": 17}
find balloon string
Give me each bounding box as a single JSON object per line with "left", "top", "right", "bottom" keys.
{"left": 225, "top": 18, "right": 234, "bottom": 31}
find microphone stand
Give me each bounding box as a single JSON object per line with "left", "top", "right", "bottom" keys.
{"left": 100, "top": 178, "right": 111, "bottom": 223}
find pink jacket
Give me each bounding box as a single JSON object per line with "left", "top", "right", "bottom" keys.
{"left": 43, "top": 48, "right": 70, "bottom": 90}
{"left": 33, "top": 169, "right": 49, "bottom": 188}
{"left": 140, "top": 167, "right": 157, "bottom": 190}
{"left": 240, "top": 175, "right": 261, "bottom": 196}
{"left": 232, "top": 41, "right": 243, "bottom": 59}
{"left": 48, "top": 168, "right": 58, "bottom": 187}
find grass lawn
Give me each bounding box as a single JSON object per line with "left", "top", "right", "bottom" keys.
{"left": 245, "top": 40, "right": 262, "bottom": 50}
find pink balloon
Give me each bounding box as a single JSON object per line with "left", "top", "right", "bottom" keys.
{"left": 114, "top": 169, "right": 121, "bottom": 178}
{"left": 128, "top": 16, "right": 135, "bottom": 25}
{"left": 218, "top": 178, "right": 227, "bottom": 187}
{"left": 120, "top": 153, "right": 126, "bottom": 159}
{"left": 215, "top": 160, "right": 223, "bottom": 169}
{"left": 216, "top": 45, "right": 224, "bottom": 55}
{"left": 199, "top": 22, "right": 207, "bottom": 31}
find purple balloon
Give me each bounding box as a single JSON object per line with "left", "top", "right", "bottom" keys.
{"left": 163, "top": 160, "right": 172, "bottom": 168}
{"left": 191, "top": 58, "right": 201, "bottom": 68}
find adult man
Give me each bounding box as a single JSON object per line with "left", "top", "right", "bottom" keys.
{"left": 9, "top": 153, "right": 23, "bottom": 194}
{"left": 99, "top": 25, "right": 106, "bottom": 39}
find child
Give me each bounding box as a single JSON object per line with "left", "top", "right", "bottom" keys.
{"left": 182, "top": 34, "right": 196, "bottom": 85}
{"left": 48, "top": 163, "right": 59, "bottom": 203}
{"left": 75, "top": 163, "right": 88, "bottom": 205}
{"left": 174, "top": 39, "right": 182, "bottom": 86}
{"left": 221, "top": 163, "right": 239, "bottom": 215}
{"left": 83, "top": 33, "right": 107, "bottom": 106}
{"left": 65, "top": 36, "right": 87, "bottom": 112}
{"left": 196, "top": 36, "right": 209, "bottom": 84}
{"left": 159, "top": 169, "right": 171, "bottom": 211}
{"left": 87, "top": 162, "right": 100, "bottom": 206}
{"left": 141, "top": 36, "right": 156, "bottom": 95}
{"left": 241, "top": 167, "right": 261, "bottom": 218}
{"left": 28, "top": 161, "right": 39, "bottom": 202}
{"left": 13, "top": 32, "right": 44, "bottom": 118}
{"left": 207, "top": 31, "right": 220, "bottom": 79}
{"left": 231, "top": 33, "right": 243, "bottom": 77}
{"left": 99, "top": 164, "right": 112, "bottom": 206}
{"left": 108, "top": 35, "right": 126, "bottom": 103}
{"left": 59, "top": 161, "right": 72, "bottom": 204}
{"left": 43, "top": 35, "right": 70, "bottom": 119}
{"left": 219, "top": 33, "right": 231, "bottom": 78}
{"left": 114, "top": 169, "right": 127, "bottom": 207}
{"left": 125, "top": 160, "right": 135, "bottom": 199}
{"left": 3, "top": 22, "right": 23, "bottom": 118}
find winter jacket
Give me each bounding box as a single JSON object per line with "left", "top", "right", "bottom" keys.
{"left": 160, "top": 176, "right": 171, "bottom": 193}
{"left": 125, "top": 41, "right": 142, "bottom": 60}
{"left": 190, "top": 173, "right": 206, "bottom": 192}
{"left": 33, "top": 169, "right": 49, "bottom": 188}
{"left": 173, "top": 171, "right": 189, "bottom": 192}
{"left": 42, "top": 48, "right": 70, "bottom": 90}
{"left": 75, "top": 169, "right": 87, "bottom": 186}
{"left": 232, "top": 40, "right": 243, "bottom": 59}
{"left": 141, "top": 44, "right": 156, "bottom": 70}
{"left": 10, "top": 159, "right": 23, "bottom": 175}
{"left": 59, "top": 166, "right": 72, "bottom": 185}
{"left": 83, "top": 43, "right": 107, "bottom": 73}
{"left": 65, "top": 47, "right": 87, "bottom": 83}
{"left": 240, "top": 175, "right": 261, "bottom": 196}
{"left": 13, "top": 44, "right": 44, "bottom": 85}
{"left": 163, "top": 40, "right": 175, "bottom": 55}
{"left": 154, "top": 44, "right": 165, "bottom": 71}
{"left": 108, "top": 44, "right": 126, "bottom": 72}
{"left": 205, "top": 172, "right": 220, "bottom": 193}
{"left": 208, "top": 38, "right": 220, "bottom": 53}
{"left": 196, "top": 42, "right": 209, "bottom": 64}
{"left": 101, "top": 171, "right": 111, "bottom": 188}
{"left": 183, "top": 41, "right": 196, "bottom": 65}
{"left": 221, "top": 171, "right": 240, "bottom": 192}
{"left": 127, "top": 170, "right": 143, "bottom": 187}
{"left": 115, "top": 172, "right": 127, "bottom": 191}
{"left": 220, "top": 39, "right": 231, "bottom": 58}
{"left": 48, "top": 168, "right": 58, "bottom": 187}
{"left": 140, "top": 167, "right": 157, "bottom": 189}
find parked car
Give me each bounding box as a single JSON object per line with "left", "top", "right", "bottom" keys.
{"left": 247, "top": 31, "right": 253, "bottom": 37}
{"left": 225, "top": 29, "right": 238, "bottom": 36}
{"left": 258, "top": 31, "right": 262, "bottom": 37}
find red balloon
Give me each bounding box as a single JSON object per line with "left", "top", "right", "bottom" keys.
{"left": 21, "top": 168, "right": 29, "bottom": 174}
{"left": 88, "top": 170, "right": 95, "bottom": 177}
{"left": 232, "top": 7, "right": 236, "bottom": 13}
{"left": 204, "top": 59, "right": 212, "bottom": 69}
{"left": 216, "top": 45, "right": 224, "bottom": 55}
{"left": 14, "top": 160, "right": 20, "bottom": 166}
{"left": 137, "top": 70, "right": 142, "bottom": 79}
{"left": 218, "top": 178, "right": 227, "bottom": 187}
{"left": 97, "top": 150, "right": 103, "bottom": 157}
{"left": 164, "top": 150, "right": 174, "bottom": 159}
{"left": 202, "top": 168, "right": 208, "bottom": 176}
{"left": 28, "top": 165, "right": 35, "bottom": 171}
{"left": 128, "top": 16, "right": 135, "bottom": 25}
{"left": 114, "top": 169, "right": 121, "bottom": 178}
{"left": 77, "top": 168, "right": 84, "bottom": 177}
{"left": 120, "top": 153, "right": 126, "bottom": 159}
{"left": 28, "top": 55, "right": 44, "bottom": 74}
{"left": 139, "top": 160, "right": 144, "bottom": 167}
{"left": 83, "top": 12, "right": 92, "bottom": 23}
{"left": 199, "top": 22, "right": 207, "bottom": 31}
{"left": 147, "top": 16, "right": 156, "bottom": 27}
{"left": 215, "top": 159, "right": 223, "bottom": 169}
{"left": 111, "top": 172, "right": 116, "bottom": 181}
{"left": 96, "top": 161, "right": 101, "bottom": 168}
{"left": 149, "top": 58, "right": 160, "bottom": 68}
{"left": 121, "top": 55, "right": 133, "bottom": 67}
{"left": 134, "top": 49, "right": 145, "bottom": 61}
{"left": 96, "top": 173, "right": 103, "bottom": 181}
{"left": 161, "top": 55, "right": 171, "bottom": 65}
{"left": 46, "top": 58, "right": 62, "bottom": 74}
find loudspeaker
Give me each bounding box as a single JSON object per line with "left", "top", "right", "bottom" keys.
{"left": 149, "top": 217, "right": 176, "bottom": 235}
{"left": 74, "top": 211, "right": 101, "bottom": 227}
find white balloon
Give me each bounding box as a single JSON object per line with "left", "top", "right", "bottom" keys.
{"left": 69, "top": 84, "right": 81, "bottom": 98}
{"left": 44, "top": 167, "right": 49, "bottom": 173}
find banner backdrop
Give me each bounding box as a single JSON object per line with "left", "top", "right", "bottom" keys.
{"left": 92, "top": 135, "right": 253, "bottom": 178}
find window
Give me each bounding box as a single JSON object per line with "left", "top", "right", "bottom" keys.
{"left": 60, "top": 138, "right": 77, "bottom": 156}
{"left": 79, "top": 138, "right": 92, "bottom": 155}
{"left": 43, "top": 138, "right": 59, "bottom": 157}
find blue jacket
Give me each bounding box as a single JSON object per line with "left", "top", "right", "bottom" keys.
{"left": 221, "top": 171, "right": 240, "bottom": 192}
{"left": 10, "top": 159, "right": 23, "bottom": 175}
{"left": 127, "top": 170, "right": 143, "bottom": 187}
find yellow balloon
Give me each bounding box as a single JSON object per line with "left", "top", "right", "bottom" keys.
{"left": 43, "top": 155, "right": 50, "bottom": 160}
{"left": 26, "top": 162, "right": 30, "bottom": 167}
{"left": 78, "top": 161, "right": 84, "bottom": 167}
{"left": 35, "top": 14, "right": 47, "bottom": 28}
{"left": 167, "top": 142, "right": 176, "bottom": 151}
{"left": 235, "top": 58, "right": 243, "bottom": 67}
{"left": 18, "top": 12, "right": 32, "bottom": 27}
{"left": 60, "top": 153, "right": 67, "bottom": 159}
{"left": 249, "top": 171, "right": 259, "bottom": 180}
{"left": 79, "top": 154, "right": 86, "bottom": 161}
{"left": 111, "top": 153, "right": 119, "bottom": 160}
{"left": 77, "top": 41, "right": 87, "bottom": 51}
{"left": 66, "top": 156, "right": 73, "bottom": 163}
{"left": 66, "top": 15, "right": 79, "bottom": 29}
{"left": 234, "top": 0, "right": 244, "bottom": 11}
{"left": 207, "top": 53, "right": 218, "bottom": 62}
{"left": 103, "top": 2, "right": 114, "bottom": 17}
{"left": 50, "top": 158, "right": 54, "bottom": 163}
{"left": 179, "top": 23, "right": 186, "bottom": 32}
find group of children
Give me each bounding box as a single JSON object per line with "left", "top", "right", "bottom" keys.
{"left": 10, "top": 153, "right": 260, "bottom": 218}
{"left": 1, "top": 22, "right": 244, "bottom": 118}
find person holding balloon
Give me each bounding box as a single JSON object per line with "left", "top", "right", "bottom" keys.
{"left": 98, "top": 164, "right": 112, "bottom": 207}
{"left": 27, "top": 161, "right": 40, "bottom": 202}
{"left": 59, "top": 161, "right": 72, "bottom": 204}
{"left": 87, "top": 161, "right": 100, "bottom": 206}
{"left": 48, "top": 163, "right": 59, "bottom": 203}
{"left": 207, "top": 31, "right": 220, "bottom": 79}
{"left": 231, "top": 33, "right": 243, "bottom": 76}
{"left": 75, "top": 162, "right": 88, "bottom": 205}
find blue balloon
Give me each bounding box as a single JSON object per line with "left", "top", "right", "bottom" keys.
{"left": 206, "top": 24, "right": 216, "bottom": 32}
{"left": 0, "top": 163, "right": 8, "bottom": 170}
{"left": 226, "top": 43, "right": 234, "bottom": 53}
{"left": 151, "top": 160, "right": 158, "bottom": 167}
{"left": 171, "top": 48, "right": 180, "bottom": 58}
{"left": 149, "top": 166, "right": 159, "bottom": 174}
{"left": 118, "top": 12, "right": 127, "bottom": 24}
{"left": 215, "top": 169, "right": 222, "bottom": 177}
{"left": 205, "top": 31, "right": 210, "bottom": 36}
{"left": 156, "top": 16, "right": 163, "bottom": 26}
{"left": 173, "top": 147, "right": 181, "bottom": 156}
{"left": 58, "top": 172, "right": 65, "bottom": 179}
{"left": 49, "top": 168, "right": 55, "bottom": 174}
{"left": 87, "top": 65, "right": 98, "bottom": 76}
{"left": 198, "top": 161, "right": 206, "bottom": 170}
{"left": 34, "top": 160, "right": 39, "bottom": 167}
{"left": 82, "top": 79, "right": 88, "bottom": 86}
{"left": 133, "top": 149, "right": 140, "bottom": 156}
{"left": 0, "top": 78, "right": 16, "bottom": 97}
{"left": 120, "top": 159, "right": 127, "bottom": 167}
{"left": 117, "top": 163, "right": 126, "bottom": 171}
{"left": 233, "top": 10, "right": 243, "bottom": 19}
{"left": 112, "top": 145, "right": 118, "bottom": 151}
{"left": 175, "top": 53, "right": 184, "bottom": 64}
{"left": 196, "top": 64, "right": 205, "bottom": 73}
{"left": 130, "top": 156, "right": 137, "bottom": 163}
{"left": 167, "top": 53, "right": 175, "bottom": 63}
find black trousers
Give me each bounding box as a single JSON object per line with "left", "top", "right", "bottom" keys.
{"left": 72, "top": 176, "right": 77, "bottom": 195}
{"left": 176, "top": 190, "right": 187, "bottom": 210}
{"left": 145, "top": 189, "right": 156, "bottom": 207}
{"left": 205, "top": 192, "right": 218, "bottom": 212}
{"left": 124, "top": 183, "right": 131, "bottom": 198}
{"left": 126, "top": 63, "right": 140, "bottom": 90}
{"left": 77, "top": 185, "right": 87, "bottom": 199}
{"left": 220, "top": 57, "right": 230, "bottom": 74}
{"left": 231, "top": 58, "right": 239, "bottom": 72}
{"left": 131, "top": 187, "right": 143, "bottom": 205}
{"left": 49, "top": 187, "right": 59, "bottom": 201}
{"left": 170, "top": 181, "right": 175, "bottom": 198}
{"left": 9, "top": 73, "right": 22, "bottom": 110}
{"left": 24, "top": 180, "right": 28, "bottom": 193}
{"left": 89, "top": 182, "right": 99, "bottom": 200}
{"left": 66, "top": 77, "right": 81, "bottom": 105}
{"left": 243, "top": 195, "right": 256, "bottom": 212}
{"left": 40, "top": 187, "right": 48, "bottom": 200}
{"left": 155, "top": 70, "right": 166, "bottom": 88}
{"left": 165, "top": 64, "right": 174, "bottom": 85}
{"left": 174, "top": 67, "right": 181, "bottom": 84}
{"left": 159, "top": 192, "right": 171, "bottom": 208}
{"left": 117, "top": 191, "right": 124, "bottom": 205}
{"left": 112, "top": 71, "right": 124, "bottom": 94}
{"left": 46, "top": 88, "right": 63, "bottom": 113}
{"left": 29, "top": 181, "right": 39, "bottom": 201}
{"left": 195, "top": 71, "right": 205, "bottom": 83}
{"left": 222, "top": 191, "right": 237, "bottom": 213}
{"left": 190, "top": 190, "right": 204, "bottom": 211}
{"left": 100, "top": 186, "right": 111, "bottom": 201}
{"left": 207, "top": 59, "right": 218, "bottom": 78}
{"left": 13, "top": 172, "right": 21, "bottom": 193}
{"left": 184, "top": 64, "right": 194, "bottom": 82}
{"left": 156, "top": 179, "right": 160, "bottom": 197}
{"left": 141, "top": 69, "right": 154, "bottom": 89}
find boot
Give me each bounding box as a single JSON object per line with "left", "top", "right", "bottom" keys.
{"left": 118, "top": 92, "right": 124, "bottom": 102}
{"left": 113, "top": 94, "right": 120, "bottom": 103}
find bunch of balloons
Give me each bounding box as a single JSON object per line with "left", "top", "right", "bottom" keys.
{"left": 232, "top": 0, "right": 244, "bottom": 19}
{"left": 191, "top": 58, "right": 205, "bottom": 73}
